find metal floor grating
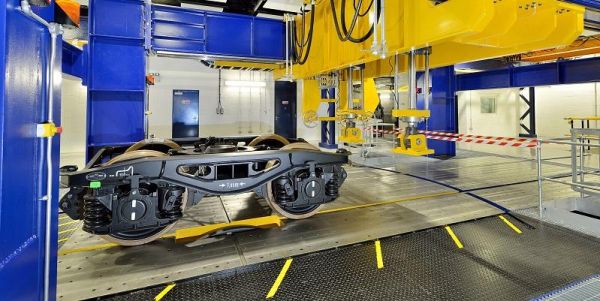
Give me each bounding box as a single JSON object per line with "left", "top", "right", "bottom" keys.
{"left": 533, "top": 275, "right": 600, "bottom": 301}
{"left": 97, "top": 215, "right": 600, "bottom": 301}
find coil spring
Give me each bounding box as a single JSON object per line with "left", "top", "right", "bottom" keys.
{"left": 82, "top": 194, "right": 111, "bottom": 234}
{"left": 161, "top": 187, "right": 184, "bottom": 220}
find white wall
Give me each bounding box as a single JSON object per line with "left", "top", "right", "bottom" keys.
{"left": 457, "top": 83, "right": 600, "bottom": 157}
{"left": 296, "top": 79, "right": 322, "bottom": 143}
{"left": 147, "top": 56, "right": 275, "bottom": 138}
{"left": 60, "top": 76, "right": 87, "bottom": 167}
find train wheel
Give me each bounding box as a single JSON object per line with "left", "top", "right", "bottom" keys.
{"left": 125, "top": 138, "right": 182, "bottom": 153}
{"left": 264, "top": 142, "right": 323, "bottom": 219}
{"left": 248, "top": 134, "right": 290, "bottom": 149}
{"left": 101, "top": 150, "right": 188, "bottom": 246}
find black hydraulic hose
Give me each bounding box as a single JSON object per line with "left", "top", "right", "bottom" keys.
{"left": 354, "top": 0, "right": 373, "bottom": 17}
{"left": 330, "top": 0, "right": 380, "bottom": 43}
{"left": 331, "top": 0, "right": 363, "bottom": 42}
{"left": 293, "top": 1, "right": 315, "bottom": 65}
{"left": 295, "top": 6, "right": 309, "bottom": 48}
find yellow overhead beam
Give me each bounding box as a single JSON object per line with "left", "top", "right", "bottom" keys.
{"left": 276, "top": 0, "right": 584, "bottom": 79}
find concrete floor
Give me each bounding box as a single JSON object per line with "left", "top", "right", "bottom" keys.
{"left": 56, "top": 146, "right": 583, "bottom": 300}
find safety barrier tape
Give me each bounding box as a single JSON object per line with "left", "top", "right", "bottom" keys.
{"left": 366, "top": 128, "right": 539, "bottom": 143}
{"left": 426, "top": 135, "right": 538, "bottom": 148}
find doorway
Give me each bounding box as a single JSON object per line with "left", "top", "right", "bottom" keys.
{"left": 172, "top": 90, "right": 200, "bottom": 138}
{"left": 274, "top": 81, "right": 297, "bottom": 139}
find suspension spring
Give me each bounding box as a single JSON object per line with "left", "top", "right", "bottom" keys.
{"left": 82, "top": 193, "right": 111, "bottom": 234}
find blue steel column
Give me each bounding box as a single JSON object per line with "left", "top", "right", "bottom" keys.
{"left": 429, "top": 66, "right": 457, "bottom": 157}
{"left": 86, "top": 0, "right": 146, "bottom": 159}
{"left": 0, "top": 2, "right": 60, "bottom": 300}
{"left": 319, "top": 88, "right": 338, "bottom": 149}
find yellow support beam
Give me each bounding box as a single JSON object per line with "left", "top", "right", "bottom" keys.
{"left": 277, "top": 0, "right": 584, "bottom": 79}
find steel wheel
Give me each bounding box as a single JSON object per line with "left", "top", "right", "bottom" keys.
{"left": 125, "top": 138, "right": 182, "bottom": 153}
{"left": 101, "top": 150, "right": 187, "bottom": 246}
{"left": 264, "top": 142, "right": 323, "bottom": 219}
{"left": 248, "top": 134, "right": 290, "bottom": 149}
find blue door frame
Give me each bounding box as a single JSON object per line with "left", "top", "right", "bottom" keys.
{"left": 0, "top": 2, "right": 60, "bottom": 300}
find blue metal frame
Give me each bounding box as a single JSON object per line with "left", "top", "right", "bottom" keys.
{"left": 86, "top": 0, "right": 146, "bottom": 158}
{"left": 151, "top": 5, "right": 285, "bottom": 60}
{"left": 86, "top": 2, "right": 287, "bottom": 159}
{"left": 418, "top": 66, "right": 457, "bottom": 157}
{"left": 565, "top": 0, "right": 600, "bottom": 10}
{"left": 0, "top": 2, "right": 60, "bottom": 300}
{"left": 456, "top": 56, "right": 600, "bottom": 91}
{"left": 319, "top": 88, "right": 338, "bottom": 149}
{"left": 62, "top": 41, "right": 85, "bottom": 80}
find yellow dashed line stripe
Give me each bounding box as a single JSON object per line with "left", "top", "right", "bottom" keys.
{"left": 375, "top": 240, "right": 384, "bottom": 269}
{"left": 155, "top": 283, "right": 176, "bottom": 301}
{"left": 266, "top": 258, "right": 293, "bottom": 299}
{"left": 499, "top": 215, "right": 523, "bottom": 234}
{"left": 59, "top": 220, "right": 80, "bottom": 227}
{"left": 445, "top": 226, "right": 464, "bottom": 249}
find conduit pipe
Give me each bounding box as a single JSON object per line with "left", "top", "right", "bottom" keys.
{"left": 19, "top": 2, "right": 62, "bottom": 301}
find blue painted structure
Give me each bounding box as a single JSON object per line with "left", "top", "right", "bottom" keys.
{"left": 86, "top": 0, "right": 146, "bottom": 157}
{"left": 565, "top": 0, "right": 600, "bottom": 10}
{"left": 62, "top": 41, "right": 86, "bottom": 80}
{"left": 151, "top": 5, "right": 285, "bottom": 59}
{"left": 0, "top": 2, "right": 60, "bottom": 300}
{"left": 456, "top": 56, "right": 600, "bottom": 91}
{"left": 417, "top": 67, "right": 457, "bottom": 157}
{"left": 86, "top": 2, "right": 286, "bottom": 158}
{"left": 319, "top": 88, "right": 337, "bottom": 149}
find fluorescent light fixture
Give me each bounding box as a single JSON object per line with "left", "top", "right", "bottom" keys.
{"left": 225, "top": 80, "right": 267, "bottom": 87}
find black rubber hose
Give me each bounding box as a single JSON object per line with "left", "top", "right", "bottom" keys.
{"left": 330, "top": 0, "right": 380, "bottom": 43}
{"left": 354, "top": 0, "right": 374, "bottom": 17}
{"left": 293, "top": 2, "right": 316, "bottom": 65}
{"left": 334, "top": 0, "right": 364, "bottom": 42}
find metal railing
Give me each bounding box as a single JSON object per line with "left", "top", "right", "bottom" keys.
{"left": 537, "top": 128, "right": 600, "bottom": 218}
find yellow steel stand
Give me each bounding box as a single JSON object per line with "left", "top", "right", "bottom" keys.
{"left": 175, "top": 215, "right": 284, "bottom": 244}
{"left": 339, "top": 127, "right": 364, "bottom": 144}
{"left": 392, "top": 109, "right": 434, "bottom": 157}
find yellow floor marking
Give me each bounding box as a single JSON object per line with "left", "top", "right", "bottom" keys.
{"left": 59, "top": 220, "right": 80, "bottom": 227}
{"left": 445, "top": 226, "right": 464, "bottom": 249}
{"left": 266, "top": 258, "right": 293, "bottom": 299}
{"left": 375, "top": 240, "right": 384, "bottom": 269}
{"left": 58, "top": 228, "right": 77, "bottom": 235}
{"left": 58, "top": 243, "right": 120, "bottom": 256}
{"left": 499, "top": 215, "right": 523, "bottom": 234}
{"left": 58, "top": 238, "right": 68, "bottom": 243}
{"left": 59, "top": 215, "right": 70, "bottom": 220}
{"left": 155, "top": 283, "right": 176, "bottom": 301}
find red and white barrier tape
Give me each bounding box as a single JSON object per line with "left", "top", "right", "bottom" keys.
{"left": 426, "top": 135, "right": 538, "bottom": 148}
{"left": 367, "top": 128, "right": 538, "bottom": 144}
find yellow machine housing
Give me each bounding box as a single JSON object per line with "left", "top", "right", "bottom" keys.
{"left": 339, "top": 126, "right": 364, "bottom": 144}
{"left": 392, "top": 109, "right": 434, "bottom": 156}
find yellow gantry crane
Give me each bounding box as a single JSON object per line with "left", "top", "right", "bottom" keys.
{"left": 282, "top": 0, "right": 585, "bottom": 156}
